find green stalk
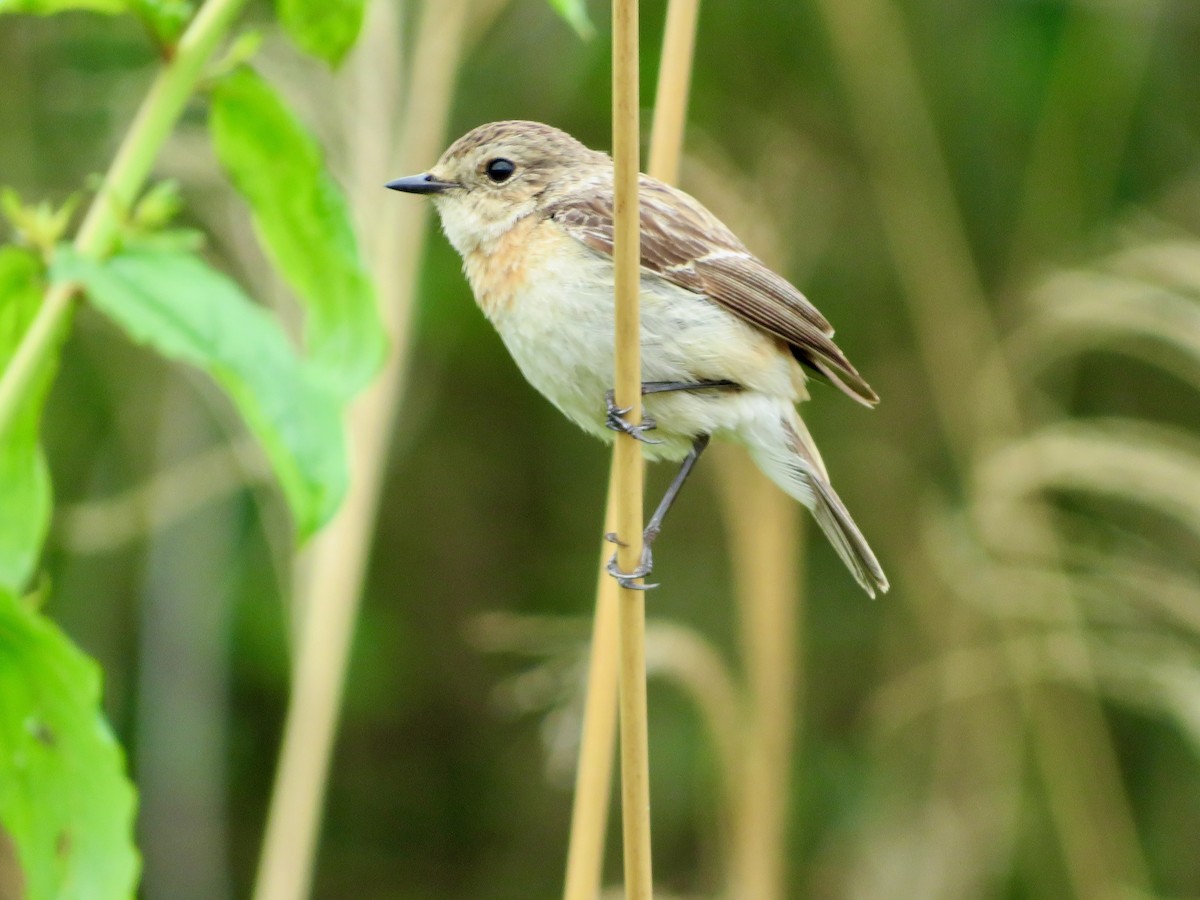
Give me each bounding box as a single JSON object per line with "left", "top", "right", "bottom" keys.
{"left": 0, "top": 0, "right": 248, "bottom": 439}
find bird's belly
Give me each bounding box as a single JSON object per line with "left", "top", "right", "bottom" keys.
{"left": 488, "top": 256, "right": 802, "bottom": 460}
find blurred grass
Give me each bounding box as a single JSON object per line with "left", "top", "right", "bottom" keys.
{"left": 5, "top": 0, "right": 1200, "bottom": 896}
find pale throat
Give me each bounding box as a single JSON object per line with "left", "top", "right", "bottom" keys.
{"left": 434, "top": 193, "right": 536, "bottom": 260}
{"left": 435, "top": 196, "right": 543, "bottom": 321}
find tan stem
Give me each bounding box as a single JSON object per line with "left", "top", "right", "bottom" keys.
{"left": 712, "top": 444, "right": 801, "bottom": 900}
{"left": 612, "top": 0, "right": 654, "bottom": 896}
{"left": 251, "top": 2, "right": 479, "bottom": 898}
{"left": 562, "top": 481, "right": 621, "bottom": 900}
{"left": 562, "top": 2, "right": 703, "bottom": 895}
{"left": 647, "top": 0, "right": 700, "bottom": 184}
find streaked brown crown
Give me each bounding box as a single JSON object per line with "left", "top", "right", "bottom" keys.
{"left": 441, "top": 121, "right": 591, "bottom": 163}
{"left": 433, "top": 120, "right": 607, "bottom": 194}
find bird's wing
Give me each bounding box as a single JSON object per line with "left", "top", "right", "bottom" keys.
{"left": 547, "top": 176, "right": 878, "bottom": 406}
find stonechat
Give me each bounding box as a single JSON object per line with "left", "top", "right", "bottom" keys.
{"left": 387, "top": 120, "right": 888, "bottom": 596}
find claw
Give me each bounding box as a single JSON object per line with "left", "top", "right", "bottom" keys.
{"left": 604, "top": 390, "right": 663, "bottom": 445}
{"left": 605, "top": 544, "right": 657, "bottom": 590}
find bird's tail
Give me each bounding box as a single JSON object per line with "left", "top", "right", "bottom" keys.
{"left": 744, "top": 409, "right": 889, "bottom": 597}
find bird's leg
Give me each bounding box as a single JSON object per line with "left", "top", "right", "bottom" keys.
{"left": 639, "top": 379, "right": 739, "bottom": 396}
{"left": 606, "top": 434, "right": 711, "bottom": 590}
{"left": 605, "top": 543, "right": 655, "bottom": 591}
{"left": 603, "top": 380, "right": 732, "bottom": 587}
{"left": 604, "top": 389, "right": 662, "bottom": 444}
{"left": 604, "top": 380, "right": 739, "bottom": 444}
{"left": 643, "top": 433, "right": 710, "bottom": 545}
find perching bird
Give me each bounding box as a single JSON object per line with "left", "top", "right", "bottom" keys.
{"left": 387, "top": 120, "right": 888, "bottom": 596}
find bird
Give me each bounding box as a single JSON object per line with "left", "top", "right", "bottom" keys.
{"left": 386, "top": 120, "right": 888, "bottom": 597}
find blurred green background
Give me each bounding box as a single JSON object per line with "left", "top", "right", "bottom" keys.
{"left": 4, "top": 0, "right": 1200, "bottom": 897}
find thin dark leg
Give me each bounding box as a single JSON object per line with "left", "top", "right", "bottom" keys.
{"left": 604, "top": 380, "right": 739, "bottom": 444}
{"left": 606, "top": 434, "right": 711, "bottom": 590}
{"left": 640, "top": 379, "right": 739, "bottom": 396}
{"left": 644, "top": 434, "right": 710, "bottom": 544}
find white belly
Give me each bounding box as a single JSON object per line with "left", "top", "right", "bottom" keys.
{"left": 484, "top": 242, "right": 805, "bottom": 461}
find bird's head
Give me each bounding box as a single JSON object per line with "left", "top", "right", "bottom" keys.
{"left": 386, "top": 120, "right": 608, "bottom": 256}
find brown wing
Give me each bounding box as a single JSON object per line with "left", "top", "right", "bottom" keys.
{"left": 546, "top": 176, "right": 878, "bottom": 406}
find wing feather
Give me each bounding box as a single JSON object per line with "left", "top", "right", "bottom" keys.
{"left": 547, "top": 176, "right": 878, "bottom": 406}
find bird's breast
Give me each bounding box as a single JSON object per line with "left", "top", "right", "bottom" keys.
{"left": 458, "top": 218, "right": 809, "bottom": 460}
{"left": 462, "top": 215, "right": 572, "bottom": 320}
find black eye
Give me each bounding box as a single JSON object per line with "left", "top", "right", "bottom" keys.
{"left": 485, "top": 158, "right": 516, "bottom": 183}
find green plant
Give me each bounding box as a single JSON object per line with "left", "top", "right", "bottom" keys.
{"left": 0, "top": 1, "right": 602, "bottom": 894}
{"left": 0, "top": 0, "right": 384, "bottom": 893}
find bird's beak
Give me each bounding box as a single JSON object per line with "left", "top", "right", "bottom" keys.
{"left": 385, "top": 173, "right": 457, "bottom": 194}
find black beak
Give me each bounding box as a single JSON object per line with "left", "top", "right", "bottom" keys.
{"left": 385, "top": 173, "right": 457, "bottom": 194}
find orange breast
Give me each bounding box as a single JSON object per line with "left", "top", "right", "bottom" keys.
{"left": 464, "top": 215, "right": 546, "bottom": 319}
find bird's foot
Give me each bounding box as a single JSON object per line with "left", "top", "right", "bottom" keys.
{"left": 604, "top": 533, "right": 658, "bottom": 590}
{"left": 604, "top": 390, "right": 663, "bottom": 445}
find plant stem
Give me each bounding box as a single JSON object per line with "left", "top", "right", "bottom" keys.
{"left": 714, "top": 446, "right": 801, "bottom": 900}
{"left": 561, "top": 479, "right": 621, "bottom": 900}
{"left": 612, "top": 0, "right": 654, "bottom": 896}
{"left": 0, "top": 0, "right": 248, "bottom": 440}
{"left": 647, "top": 0, "right": 700, "bottom": 184}
{"left": 562, "top": 3, "right": 701, "bottom": 895}
{"left": 251, "top": 2, "right": 481, "bottom": 898}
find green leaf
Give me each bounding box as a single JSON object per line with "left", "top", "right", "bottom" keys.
{"left": 131, "top": 179, "right": 184, "bottom": 232}
{"left": 547, "top": 0, "right": 593, "bottom": 39}
{"left": 130, "top": 0, "right": 194, "bottom": 45}
{"left": 0, "top": 247, "right": 56, "bottom": 595}
{"left": 53, "top": 246, "right": 347, "bottom": 538}
{"left": 275, "top": 0, "right": 366, "bottom": 66}
{"left": 210, "top": 67, "right": 386, "bottom": 398}
{"left": 0, "top": 0, "right": 126, "bottom": 13}
{"left": 0, "top": 589, "right": 139, "bottom": 899}
{"left": 1, "top": 189, "right": 81, "bottom": 256}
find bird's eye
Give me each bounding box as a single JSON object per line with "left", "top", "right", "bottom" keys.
{"left": 485, "top": 158, "right": 516, "bottom": 183}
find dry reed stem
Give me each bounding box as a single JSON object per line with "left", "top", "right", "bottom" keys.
{"left": 562, "top": 2, "right": 703, "bottom": 895}
{"left": 611, "top": 2, "right": 646, "bottom": 589}
{"left": 252, "top": 2, "right": 482, "bottom": 898}
{"left": 690, "top": 139, "right": 805, "bottom": 900}
{"left": 647, "top": 0, "right": 700, "bottom": 184}
{"left": 692, "top": 153, "right": 805, "bottom": 899}
{"left": 612, "top": 0, "right": 654, "bottom": 895}
{"left": 816, "top": 0, "right": 1150, "bottom": 893}
{"left": 712, "top": 445, "right": 800, "bottom": 900}
{"left": 562, "top": 479, "right": 621, "bottom": 900}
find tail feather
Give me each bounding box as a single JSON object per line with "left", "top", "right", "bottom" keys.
{"left": 745, "top": 409, "right": 889, "bottom": 597}
{"left": 808, "top": 476, "right": 890, "bottom": 598}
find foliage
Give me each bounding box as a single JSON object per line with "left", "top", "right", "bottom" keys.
{"left": 547, "top": 0, "right": 593, "bottom": 39}
{"left": 209, "top": 66, "right": 386, "bottom": 400}
{"left": 0, "top": 248, "right": 54, "bottom": 595}
{"left": 0, "top": 0, "right": 126, "bottom": 14}
{"left": 0, "top": 588, "right": 139, "bottom": 900}
{"left": 53, "top": 246, "right": 348, "bottom": 538}
{"left": 0, "top": 0, "right": 381, "bottom": 893}
{"left": 274, "top": 0, "right": 366, "bottom": 67}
